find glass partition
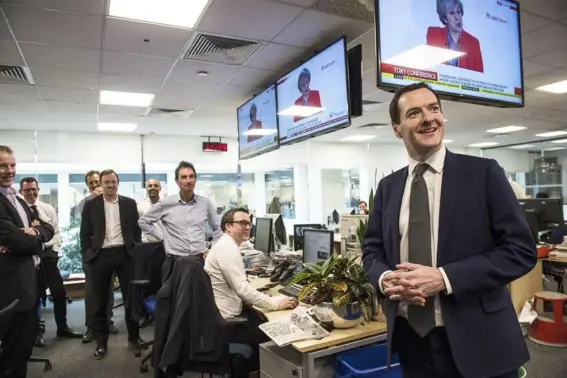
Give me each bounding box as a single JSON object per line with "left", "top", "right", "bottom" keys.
{"left": 320, "top": 168, "right": 361, "bottom": 219}
{"left": 265, "top": 169, "right": 295, "bottom": 219}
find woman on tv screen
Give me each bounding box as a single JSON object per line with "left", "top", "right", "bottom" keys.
{"left": 246, "top": 103, "right": 263, "bottom": 143}
{"left": 426, "top": 0, "right": 484, "bottom": 73}
{"left": 293, "top": 68, "right": 322, "bottom": 123}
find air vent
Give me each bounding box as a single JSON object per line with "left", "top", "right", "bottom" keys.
{"left": 146, "top": 108, "right": 194, "bottom": 119}
{"left": 358, "top": 122, "right": 390, "bottom": 129}
{"left": 0, "top": 65, "right": 34, "bottom": 85}
{"left": 312, "top": 0, "right": 374, "bottom": 22}
{"left": 183, "top": 33, "right": 263, "bottom": 65}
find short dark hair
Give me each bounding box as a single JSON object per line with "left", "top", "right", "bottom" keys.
{"left": 389, "top": 82, "right": 442, "bottom": 125}
{"left": 100, "top": 169, "right": 119, "bottom": 183}
{"left": 221, "top": 207, "right": 249, "bottom": 232}
{"left": 0, "top": 146, "right": 14, "bottom": 154}
{"left": 84, "top": 170, "right": 100, "bottom": 184}
{"left": 20, "top": 177, "right": 38, "bottom": 188}
{"left": 358, "top": 200, "right": 368, "bottom": 207}
{"left": 175, "top": 161, "right": 197, "bottom": 180}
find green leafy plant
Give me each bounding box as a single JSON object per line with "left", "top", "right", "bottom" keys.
{"left": 57, "top": 218, "right": 84, "bottom": 274}
{"left": 287, "top": 254, "right": 376, "bottom": 321}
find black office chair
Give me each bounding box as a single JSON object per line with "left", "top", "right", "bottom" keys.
{"left": 32, "top": 261, "right": 52, "bottom": 371}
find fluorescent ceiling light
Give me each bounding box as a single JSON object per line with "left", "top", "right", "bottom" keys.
{"left": 97, "top": 122, "right": 137, "bottom": 132}
{"left": 486, "top": 126, "right": 526, "bottom": 133}
{"left": 108, "top": 0, "right": 208, "bottom": 29}
{"left": 243, "top": 129, "right": 277, "bottom": 136}
{"left": 535, "top": 131, "right": 567, "bottom": 137}
{"left": 535, "top": 79, "right": 567, "bottom": 94}
{"left": 545, "top": 147, "right": 566, "bottom": 151}
{"left": 384, "top": 44, "right": 465, "bottom": 70}
{"left": 342, "top": 135, "right": 377, "bottom": 142}
{"left": 99, "top": 90, "right": 155, "bottom": 107}
{"left": 509, "top": 144, "right": 535, "bottom": 149}
{"left": 468, "top": 142, "right": 499, "bottom": 147}
{"left": 443, "top": 139, "right": 453, "bottom": 144}
{"left": 551, "top": 139, "right": 567, "bottom": 144}
{"left": 279, "top": 106, "right": 323, "bottom": 118}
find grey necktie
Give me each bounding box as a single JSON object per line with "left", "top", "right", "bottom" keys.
{"left": 407, "top": 163, "right": 435, "bottom": 337}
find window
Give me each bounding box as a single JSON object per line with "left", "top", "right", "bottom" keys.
{"left": 265, "top": 169, "right": 295, "bottom": 219}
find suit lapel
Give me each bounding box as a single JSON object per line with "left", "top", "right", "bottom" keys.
{"left": 0, "top": 194, "right": 23, "bottom": 227}
{"left": 96, "top": 196, "right": 106, "bottom": 232}
{"left": 117, "top": 196, "right": 126, "bottom": 233}
{"left": 437, "top": 151, "right": 462, "bottom": 262}
{"left": 15, "top": 197, "right": 33, "bottom": 225}
{"left": 390, "top": 168, "right": 408, "bottom": 266}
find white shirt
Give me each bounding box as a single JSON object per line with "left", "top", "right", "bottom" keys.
{"left": 137, "top": 198, "right": 162, "bottom": 243}
{"left": 28, "top": 200, "right": 61, "bottom": 256}
{"left": 102, "top": 197, "right": 124, "bottom": 248}
{"left": 379, "top": 146, "right": 453, "bottom": 326}
{"left": 204, "top": 234, "right": 279, "bottom": 318}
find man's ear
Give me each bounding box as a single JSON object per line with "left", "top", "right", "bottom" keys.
{"left": 392, "top": 125, "right": 402, "bottom": 139}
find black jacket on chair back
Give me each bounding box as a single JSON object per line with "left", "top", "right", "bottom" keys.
{"left": 152, "top": 256, "right": 228, "bottom": 375}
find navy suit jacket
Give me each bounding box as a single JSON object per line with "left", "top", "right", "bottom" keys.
{"left": 363, "top": 150, "right": 537, "bottom": 378}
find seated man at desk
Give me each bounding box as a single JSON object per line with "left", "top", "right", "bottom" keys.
{"left": 205, "top": 208, "right": 297, "bottom": 368}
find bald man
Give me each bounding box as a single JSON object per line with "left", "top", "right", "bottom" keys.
{"left": 137, "top": 179, "right": 162, "bottom": 243}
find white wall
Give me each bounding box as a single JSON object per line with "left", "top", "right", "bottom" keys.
{"left": 481, "top": 148, "right": 534, "bottom": 173}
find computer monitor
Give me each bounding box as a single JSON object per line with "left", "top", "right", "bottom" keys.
{"left": 293, "top": 224, "right": 323, "bottom": 251}
{"left": 303, "top": 229, "right": 334, "bottom": 264}
{"left": 264, "top": 213, "right": 287, "bottom": 247}
{"left": 339, "top": 214, "right": 368, "bottom": 238}
{"left": 254, "top": 217, "right": 273, "bottom": 253}
{"left": 519, "top": 198, "right": 564, "bottom": 242}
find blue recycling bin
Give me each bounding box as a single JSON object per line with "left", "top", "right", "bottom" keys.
{"left": 335, "top": 343, "right": 401, "bottom": 378}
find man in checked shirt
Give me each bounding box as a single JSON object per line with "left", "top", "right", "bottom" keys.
{"left": 0, "top": 145, "right": 54, "bottom": 378}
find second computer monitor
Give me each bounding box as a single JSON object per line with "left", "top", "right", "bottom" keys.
{"left": 293, "top": 224, "right": 322, "bottom": 251}
{"left": 254, "top": 217, "right": 273, "bottom": 253}
{"left": 303, "top": 229, "right": 334, "bottom": 264}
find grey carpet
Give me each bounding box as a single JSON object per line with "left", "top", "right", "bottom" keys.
{"left": 27, "top": 299, "right": 567, "bottom": 378}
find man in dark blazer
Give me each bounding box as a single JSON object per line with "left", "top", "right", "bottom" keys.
{"left": 0, "top": 145, "right": 54, "bottom": 378}
{"left": 80, "top": 169, "right": 142, "bottom": 360}
{"left": 363, "top": 83, "right": 537, "bottom": 378}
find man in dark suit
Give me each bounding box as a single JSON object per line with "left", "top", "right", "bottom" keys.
{"left": 80, "top": 169, "right": 142, "bottom": 359}
{"left": 0, "top": 145, "right": 54, "bottom": 378}
{"left": 363, "top": 83, "right": 537, "bottom": 378}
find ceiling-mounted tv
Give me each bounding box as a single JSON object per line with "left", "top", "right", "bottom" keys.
{"left": 276, "top": 36, "right": 351, "bottom": 145}
{"left": 237, "top": 84, "right": 279, "bottom": 160}
{"left": 375, "top": 0, "right": 524, "bottom": 108}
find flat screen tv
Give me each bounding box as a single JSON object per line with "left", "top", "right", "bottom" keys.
{"left": 276, "top": 36, "right": 351, "bottom": 145}
{"left": 237, "top": 84, "right": 279, "bottom": 160}
{"left": 375, "top": 0, "right": 524, "bottom": 108}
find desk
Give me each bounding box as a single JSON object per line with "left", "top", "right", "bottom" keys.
{"left": 249, "top": 277, "right": 387, "bottom": 378}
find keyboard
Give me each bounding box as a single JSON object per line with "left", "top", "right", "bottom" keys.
{"left": 278, "top": 284, "right": 303, "bottom": 299}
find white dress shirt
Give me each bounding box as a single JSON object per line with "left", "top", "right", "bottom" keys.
{"left": 102, "top": 197, "right": 124, "bottom": 248}
{"left": 204, "top": 234, "right": 279, "bottom": 318}
{"left": 379, "top": 146, "right": 452, "bottom": 326}
{"left": 29, "top": 200, "right": 61, "bottom": 256}
{"left": 137, "top": 198, "right": 162, "bottom": 243}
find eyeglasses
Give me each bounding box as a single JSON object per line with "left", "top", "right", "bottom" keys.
{"left": 231, "top": 220, "right": 251, "bottom": 228}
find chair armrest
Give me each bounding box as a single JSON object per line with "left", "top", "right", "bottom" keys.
{"left": 131, "top": 280, "right": 150, "bottom": 286}
{"left": 225, "top": 316, "right": 248, "bottom": 327}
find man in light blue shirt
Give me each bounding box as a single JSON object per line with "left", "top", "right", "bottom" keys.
{"left": 139, "top": 161, "right": 222, "bottom": 277}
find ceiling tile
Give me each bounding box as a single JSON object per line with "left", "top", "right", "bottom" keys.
{"left": 30, "top": 68, "right": 99, "bottom": 89}
{"left": 273, "top": 9, "right": 372, "bottom": 48}
{"left": 2, "top": 0, "right": 106, "bottom": 15}
{"left": 0, "top": 14, "right": 11, "bottom": 39}
{"left": 168, "top": 60, "right": 241, "bottom": 84}
{"left": 43, "top": 100, "right": 98, "bottom": 115}
{"left": 103, "top": 18, "right": 192, "bottom": 58}
{"left": 197, "top": 0, "right": 304, "bottom": 41}
{"left": 38, "top": 86, "right": 98, "bottom": 102}
{"left": 522, "top": 23, "right": 567, "bottom": 58}
{"left": 0, "top": 39, "right": 25, "bottom": 66}
{"left": 244, "top": 43, "right": 305, "bottom": 71}
{"left": 98, "top": 104, "right": 147, "bottom": 116}
{"left": 529, "top": 49, "right": 567, "bottom": 69}
{"left": 19, "top": 42, "right": 101, "bottom": 73}
{"left": 519, "top": 0, "right": 567, "bottom": 21}
{"left": 272, "top": 0, "right": 315, "bottom": 6}
{"left": 225, "top": 66, "right": 279, "bottom": 87}
{"left": 522, "top": 59, "right": 556, "bottom": 78}
{"left": 153, "top": 81, "right": 219, "bottom": 109}
{"left": 4, "top": 5, "right": 103, "bottom": 49}
{"left": 524, "top": 67, "right": 567, "bottom": 89}
{"left": 101, "top": 50, "right": 175, "bottom": 78}
{"left": 99, "top": 74, "right": 163, "bottom": 93}
{"left": 520, "top": 11, "right": 552, "bottom": 35}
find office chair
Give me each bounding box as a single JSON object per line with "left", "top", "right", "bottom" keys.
{"left": 31, "top": 261, "right": 53, "bottom": 371}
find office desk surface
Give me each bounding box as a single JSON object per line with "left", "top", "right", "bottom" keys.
{"left": 249, "top": 277, "right": 387, "bottom": 353}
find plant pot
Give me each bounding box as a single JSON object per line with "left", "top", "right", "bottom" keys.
{"left": 313, "top": 302, "right": 362, "bottom": 329}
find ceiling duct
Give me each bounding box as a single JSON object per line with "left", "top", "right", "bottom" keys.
{"left": 0, "top": 65, "right": 34, "bottom": 85}
{"left": 182, "top": 33, "right": 263, "bottom": 65}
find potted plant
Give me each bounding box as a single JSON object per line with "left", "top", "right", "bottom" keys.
{"left": 287, "top": 254, "right": 376, "bottom": 329}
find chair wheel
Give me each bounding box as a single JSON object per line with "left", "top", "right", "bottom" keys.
{"left": 134, "top": 351, "right": 141, "bottom": 358}
{"left": 140, "top": 364, "right": 148, "bottom": 373}
{"left": 44, "top": 361, "right": 52, "bottom": 371}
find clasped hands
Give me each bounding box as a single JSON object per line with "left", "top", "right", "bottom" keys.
{"left": 0, "top": 221, "right": 41, "bottom": 254}
{"left": 382, "top": 263, "right": 446, "bottom": 306}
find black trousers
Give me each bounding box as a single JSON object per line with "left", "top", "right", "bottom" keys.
{"left": 0, "top": 306, "right": 37, "bottom": 378}
{"left": 394, "top": 317, "right": 518, "bottom": 378}
{"left": 88, "top": 246, "right": 138, "bottom": 345}
{"left": 42, "top": 255, "right": 68, "bottom": 330}
{"left": 161, "top": 254, "right": 204, "bottom": 284}
{"left": 83, "top": 263, "right": 114, "bottom": 329}
{"left": 227, "top": 307, "right": 269, "bottom": 372}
